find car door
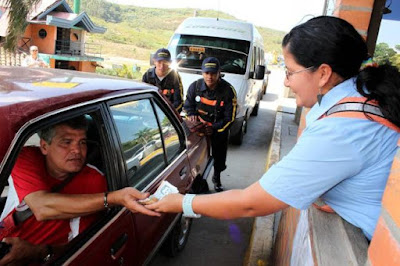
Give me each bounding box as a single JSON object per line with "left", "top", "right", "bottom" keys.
{"left": 0, "top": 106, "right": 140, "bottom": 266}
{"left": 52, "top": 108, "right": 140, "bottom": 265}
{"left": 107, "top": 93, "right": 193, "bottom": 265}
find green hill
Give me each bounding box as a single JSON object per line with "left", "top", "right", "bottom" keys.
{"left": 79, "top": 2, "right": 286, "bottom": 64}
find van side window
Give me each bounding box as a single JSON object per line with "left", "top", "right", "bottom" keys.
{"left": 110, "top": 99, "right": 166, "bottom": 190}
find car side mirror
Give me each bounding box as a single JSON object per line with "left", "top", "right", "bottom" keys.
{"left": 254, "top": 65, "right": 265, "bottom": 80}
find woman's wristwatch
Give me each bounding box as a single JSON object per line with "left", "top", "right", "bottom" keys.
{"left": 182, "top": 194, "right": 201, "bottom": 218}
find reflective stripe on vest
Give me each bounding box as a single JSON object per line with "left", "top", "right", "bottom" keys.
{"left": 200, "top": 97, "right": 224, "bottom": 107}
{"left": 322, "top": 97, "right": 400, "bottom": 133}
{"left": 162, "top": 89, "right": 174, "bottom": 95}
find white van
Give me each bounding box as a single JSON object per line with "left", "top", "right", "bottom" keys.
{"left": 168, "top": 17, "right": 266, "bottom": 144}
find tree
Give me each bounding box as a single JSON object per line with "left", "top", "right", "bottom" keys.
{"left": 3, "top": 0, "right": 41, "bottom": 51}
{"left": 374, "top": 43, "right": 396, "bottom": 65}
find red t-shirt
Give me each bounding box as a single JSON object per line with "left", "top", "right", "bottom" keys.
{"left": 7, "top": 147, "right": 107, "bottom": 245}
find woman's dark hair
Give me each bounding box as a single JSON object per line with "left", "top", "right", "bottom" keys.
{"left": 282, "top": 16, "right": 400, "bottom": 127}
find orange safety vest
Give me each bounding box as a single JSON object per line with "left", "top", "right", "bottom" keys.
{"left": 314, "top": 96, "right": 400, "bottom": 213}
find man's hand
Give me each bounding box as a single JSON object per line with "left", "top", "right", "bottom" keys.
{"left": 188, "top": 115, "right": 198, "bottom": 122}
{"left": 205, "top": 125, "right": 213, "bottom": 136}
{"left": 110, "top": 188, "right": 161, "bottom": 217}
{"left": 198, "top": 117, "right": 213, "bottom": 135}
{"left": 0, "top": 237, "right": 45, "bottom": 265}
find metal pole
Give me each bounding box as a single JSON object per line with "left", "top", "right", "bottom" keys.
{"left": 74, "top": 0, "right": 81, "bottom": 14}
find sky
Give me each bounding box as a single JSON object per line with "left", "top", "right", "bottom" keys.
{"left": 109, "top": 0, "right": 399, "bottom": 48}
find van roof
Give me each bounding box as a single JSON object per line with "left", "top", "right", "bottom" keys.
{"left": 175, "top": 17, "right": 261, "bottom": 42}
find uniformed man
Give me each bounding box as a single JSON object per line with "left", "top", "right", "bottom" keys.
{"left": 142, "top": 48, "right": 184, "bottom": 112}
{"left": 184, "top": 57, "right": 237, "bottom": 192}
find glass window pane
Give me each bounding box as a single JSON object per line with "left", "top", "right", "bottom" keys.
{"left": 110, "top": 99, "right": 165, "bottom": 189}
{"left": 172, "top": 34, "right": 250, "bottom": 74}
{"left": 154, "top": 105, "right": 182, "bottom": 163}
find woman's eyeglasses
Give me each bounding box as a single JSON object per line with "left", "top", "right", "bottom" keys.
{"left": 285, "top": 66, "right": 314, "bottom": 80}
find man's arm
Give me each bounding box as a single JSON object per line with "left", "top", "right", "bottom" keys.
{"left": 183, "top": 81, "right": 198, "bottom": 116}
{"left": 24, "top": 187, "right": 160, "bottom": 221}
{"left": 172, "top": 72, "right": 184, "bottom": 111}
{"left": 213, "top": 83, "right": 237, "bottom": 132}
{"left": 142, "top": 70, "right": 149, "bottom": 83}
{"left": 0, "top": 237, "right": 53, "bottom": 265}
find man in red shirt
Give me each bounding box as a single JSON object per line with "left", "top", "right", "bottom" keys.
{"left": 0, "top": 116, "right": 159, "bottom": 264}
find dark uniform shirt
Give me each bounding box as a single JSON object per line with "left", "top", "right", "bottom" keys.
{"left": 184, "top": 78, "right": 237, "bottom": 133}
{"left": 142, "top": 68, "right": 184, "bottom": 112}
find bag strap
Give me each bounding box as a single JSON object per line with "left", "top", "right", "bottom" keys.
{"left": 321, "top": 97, "right": 400, "bottom": 133}
{"left": 13, "top": 173, "right": 77, "bottom": 225}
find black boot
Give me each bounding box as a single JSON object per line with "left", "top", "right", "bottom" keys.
{"left": 212, "top": 172, "right": 224, "bottom": 192}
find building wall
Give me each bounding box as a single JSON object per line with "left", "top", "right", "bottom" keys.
{"left": 80, "top": 61, "right": 96, "bottom": 72}
{"left": 22, "top": 24, "right": 57, "bottom": 54}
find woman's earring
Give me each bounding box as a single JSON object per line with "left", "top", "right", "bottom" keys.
{"left": 317, "top": 88, "right": 323, "bottom": 105}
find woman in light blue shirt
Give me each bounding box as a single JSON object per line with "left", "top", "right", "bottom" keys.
{"left": 146, "top": 16, "right": 400, "bottom": 240}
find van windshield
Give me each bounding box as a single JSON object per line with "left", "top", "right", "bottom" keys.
{"left": 170, "top": 34, "right": 250, "bottom": 75}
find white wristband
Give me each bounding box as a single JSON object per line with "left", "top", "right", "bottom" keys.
{"left": 182, "top": 194, "right": 201, "bottom": 218}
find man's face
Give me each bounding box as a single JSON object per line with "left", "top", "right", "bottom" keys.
{"left": 154, "top": 60, "right": 170, "bottom": 77}
{"left": 40, "top": 125, "right": 87, "bottom": 179}
{"left": 202, "top": 71, "right": 220, "bottom": 89}
{"left": 30, "top": 48, "right": 38, "bottom": 58}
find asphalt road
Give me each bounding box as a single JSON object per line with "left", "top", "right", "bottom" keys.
{"left": 150, "top": 69, "right": 284, "bottom": 266}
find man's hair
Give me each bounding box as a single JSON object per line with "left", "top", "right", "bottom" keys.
{"left": 38, "top": 116, "right": 88, "bottom": 143}
{"left": 30, "top": 45, "right": 38, "bottom": 51}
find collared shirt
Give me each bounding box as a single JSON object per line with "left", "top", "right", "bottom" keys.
{"left": 259, "top": 78, "right": 399, "bottom": 240}
{"left": 22, "top": 55, "right": 47, "bottom": 68}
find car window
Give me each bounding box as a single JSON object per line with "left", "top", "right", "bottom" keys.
{"left": 110, "top": 99, "right": 166, "bottom": 190}
{"left": 154, "top": 104, "right": 181, "bottom": 163}
{"left": 0, "top": 112, "right": 109, "bottom": 254}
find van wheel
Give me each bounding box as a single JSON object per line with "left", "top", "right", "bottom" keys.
{"left": 230, "top": 118, "right": 247, "bottom": 145}
{"left": 251, "top": 101, "right": 259, "bottom": 116}
{"left": 160, "top": 214, "right": 192, "bottom": 257}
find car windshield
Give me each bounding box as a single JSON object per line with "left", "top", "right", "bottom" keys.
{"left": 170, "top": 34, "right": 250, "bottom": 75}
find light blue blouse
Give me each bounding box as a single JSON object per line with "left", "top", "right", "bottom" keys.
{"left": 260, "top": 78, "right": 399, "bottom": 239}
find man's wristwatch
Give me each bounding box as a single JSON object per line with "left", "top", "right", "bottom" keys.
{"left": 42, "top": 244, "right": 53, "bottom": 263}
{"left": 182, "top": 194, "right": 201, "bottom": 218}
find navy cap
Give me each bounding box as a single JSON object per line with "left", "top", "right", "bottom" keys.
{"left": 153, "top": 48, "right": 171, "bottom": 62}
{"left": 201, "top": 57, "right": 220, "bottom": 73}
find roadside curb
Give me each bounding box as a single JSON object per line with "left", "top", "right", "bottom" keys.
{"left": 244, "top": 106, "right": 283, "bottom": 266}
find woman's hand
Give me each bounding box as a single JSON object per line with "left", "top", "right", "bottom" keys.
{"left": 145, "top": 193, "right": 184, "bottom": 213}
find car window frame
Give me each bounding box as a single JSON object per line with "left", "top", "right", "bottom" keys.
{"left": 0, "top": 102, "right": 132, "bottom": 263}
{"left": 105, "top": 92, "right": 187, "bottom": 189}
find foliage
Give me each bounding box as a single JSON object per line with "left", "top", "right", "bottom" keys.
{"left": 96, "top": 64, "right": 142, "bottom": 79}
{"left": 81, "top": 3, "right": 286, "bottom": 61}
{"left": 3, "top": 0, "right": 40, "bottom": 51}
{"left": 4, "top": 0, "right": 286, "bottom": 60}
{"left": 374, "top": 43, "right": 400, "bottom": 69}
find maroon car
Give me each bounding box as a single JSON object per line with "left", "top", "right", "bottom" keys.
{"left": 0, "top": 67, "right": 212, "bottom": 265}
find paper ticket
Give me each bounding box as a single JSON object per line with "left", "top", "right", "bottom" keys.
{"left": 139, "top": 181, "right": 179, "bottom": 204}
